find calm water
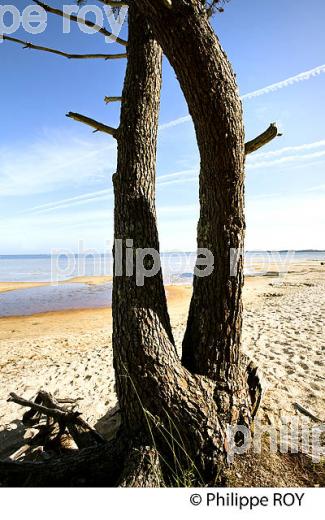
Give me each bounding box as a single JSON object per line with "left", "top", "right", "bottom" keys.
{"left": 0, "top": 283, "right": 112, "bottom": 317}
{"left": 0, "top": 252, "right": 324, "bottom": 317}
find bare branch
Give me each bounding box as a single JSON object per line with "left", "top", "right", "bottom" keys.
{"left": 8, "top": 391, "right": 106, "bottom": 449}
{"left": 8, "top": 392, "right": 79, "bottom": 423}
{"left": 245, "top": 123, "right": 281, "bottom": 155}
{"left": 98, "top": 1, "right": 128, "bottom": 6}
{"left": 34, "top": 0, "right": 127, "bottom": 47}
{"left": 105, "top": 96, "right": 123, "bottom": 104}
{"left": 2, "top": 35, "right": 127, "bottom": 60}
{"left": 66, "top": 112, "right": 118, "bottom": 137}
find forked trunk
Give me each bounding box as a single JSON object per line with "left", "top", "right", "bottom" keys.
{"left": 133, "top": 1, "right": 249, "bottom": 422}
{"left": 112, "top": 7, "right": 231, "bottom": 483}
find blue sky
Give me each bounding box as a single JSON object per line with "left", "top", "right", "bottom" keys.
{"left": 0, "top": 0, "right": 325, "bottom": 254}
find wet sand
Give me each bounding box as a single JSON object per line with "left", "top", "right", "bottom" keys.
{"left": 0, "top": 285, "right": 191, "bottom": 341}
{"left": 0, "top": 263, "right": 324, "bottom": 458}
{"left": 0, "top": 275, "right": 113, "bottom": 294}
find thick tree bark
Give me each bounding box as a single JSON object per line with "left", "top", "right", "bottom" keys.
{"left": 112, "top": 7, "right": 229, "bottom": 483}
{"left": 112, "top": 5, "right": 174, "bottom": 437}
{"left": 119, "top": 445, "right": 164, "bottom": 487}
{"left": 133, "top": 0, "right": 250, "bottom": 420}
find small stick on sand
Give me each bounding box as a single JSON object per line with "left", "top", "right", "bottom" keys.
{"left": 293, "top": 402, "right": 322, "bottom": 423}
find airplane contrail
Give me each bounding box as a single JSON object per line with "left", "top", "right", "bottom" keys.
{"left": 159, "top": 63, "right": 325, "bottom": 129}
{"left": 241, "top": 63, "right": 325, "bottom": 100}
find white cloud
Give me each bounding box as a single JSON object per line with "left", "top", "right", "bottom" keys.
{"left": 307, "top": 183, "right": 325, "bottom": 192}
{"left": 20, "top": 168, "right": 199, "bottom": 215}
{"left": 14, "top": 139, "right": 325, "bottom": 216}
{"left": 158, "top": 168, "right": 198, "bottom": 188}
{"left": 158, "top": 169, "right": 197, "bottom": 182}
{"left": 159, "top": 115, "right": 191, "bottom": 130}
{"left": 0, "top": 131, "right": 116, "bottom": 196}
{"left": 24, "top": 189, "right": 113, "bottom": 215}
{"left": 247, "top": 139, "right": 325, "bottom": 161}
{"left": 247, "top": 149, "right": 325, "bottom": 170}
{"left": 2, "top": 60, "right": 323, "bottom": 199}
{"left": 158, "top": 176, "right": 197, "bottom": 188}
{"left": 157, "top": 203, "right": 198, "bottom": 215}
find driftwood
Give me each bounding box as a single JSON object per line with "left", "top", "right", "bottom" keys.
{"left": 0, "top": 393, "right": 157, "bottom": 487}
{"left": 0, "top": 391, "right": 126, "bottom": 486}
{"left": 6, "top": 391, "right": 105, "bottom": 460}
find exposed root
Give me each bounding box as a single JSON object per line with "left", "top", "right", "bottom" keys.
{"left": 0, "top": 436, "right": 126, "bottom": 486}
{"left": 119, "top": 445, "right": 164, "bottom": 487}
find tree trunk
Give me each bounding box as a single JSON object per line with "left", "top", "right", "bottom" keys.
{"left": 112, "top": 5, "right": 175, "bottom": 438}
{"left": 112, "top": 6, "right": 229, "bottom": 484}
{"left": 0, "top": 2, "right": 259, "bottom": 487}
{"left": 133, "top": 0, "right": 250, "bottom": 423}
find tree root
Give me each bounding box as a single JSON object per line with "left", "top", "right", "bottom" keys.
{"left": 113, "top": 310, "right": 266, "bottom": 485}
{"left": 0, "top": 435, "right": 126, "bottom": 486}
{"left": 119, "top": 444, "right": 164, "bottom": 487}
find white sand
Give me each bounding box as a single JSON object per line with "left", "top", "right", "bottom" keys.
{"left": 0, "top": 265, "right": 324, "bottom": 457}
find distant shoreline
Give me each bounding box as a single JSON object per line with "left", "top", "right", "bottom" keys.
{"left": 0, "top": 257, "right": 324, "bottom": 293}
{"left": 0, "top": 259, "right": 323, "bottom": 318}
{"left": 0, "top": 249, "right": 325, "bottom": 258}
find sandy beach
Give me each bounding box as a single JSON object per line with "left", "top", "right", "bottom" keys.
{"left": 0, "top": 262, "right": 324, "bottom": 477}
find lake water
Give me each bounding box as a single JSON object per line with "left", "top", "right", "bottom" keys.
{"left": 0, "top": 251, "right": 324, "bottom": 317}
